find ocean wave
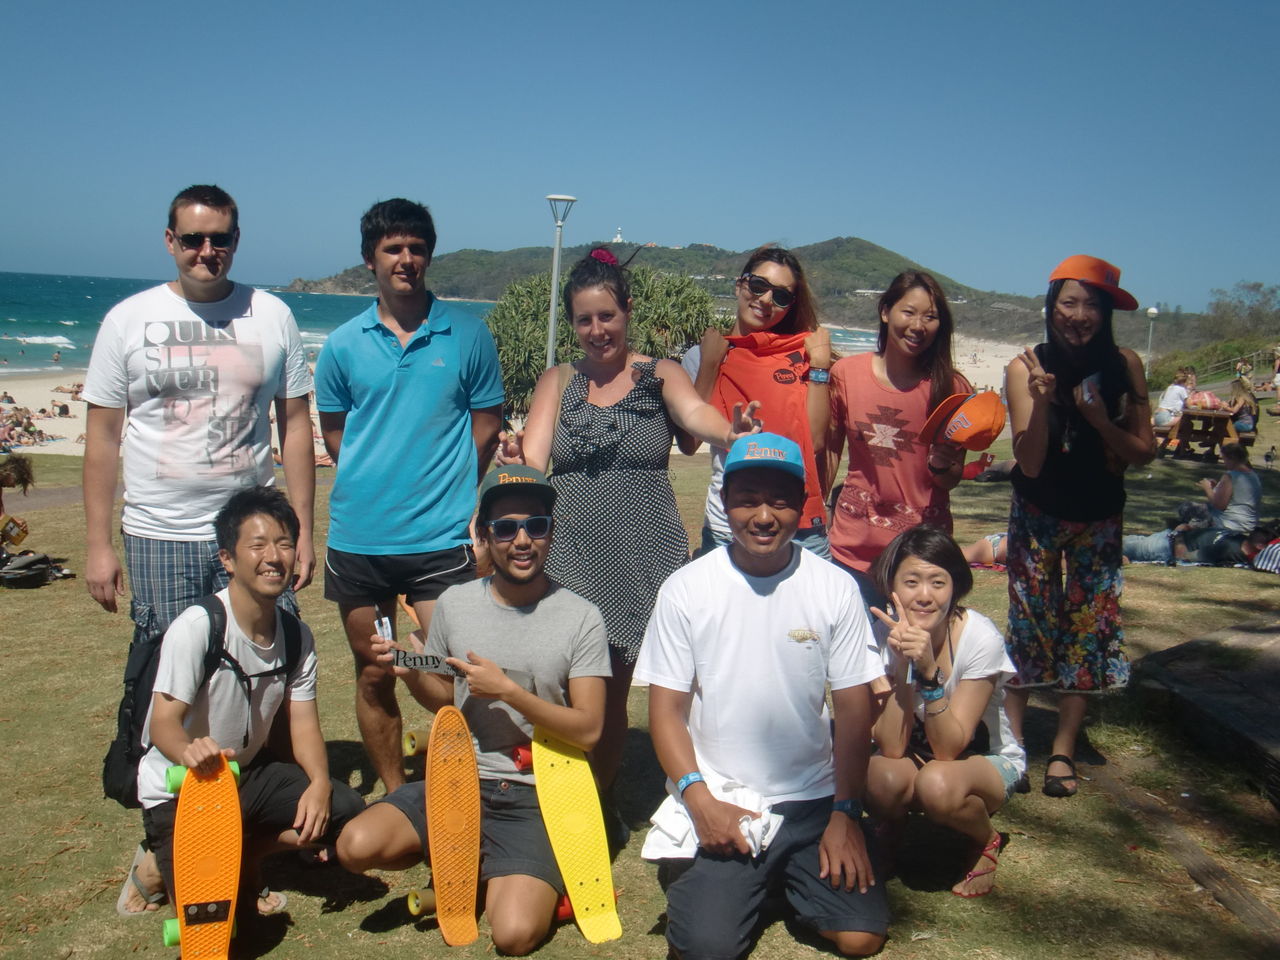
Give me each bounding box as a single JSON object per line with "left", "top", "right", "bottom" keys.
{"left": 0, "top": 335, "right": 77, "bottom": 347}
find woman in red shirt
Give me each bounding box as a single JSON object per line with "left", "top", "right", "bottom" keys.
{"left": 825, "top": 271, "right": 969, "bottom": 604}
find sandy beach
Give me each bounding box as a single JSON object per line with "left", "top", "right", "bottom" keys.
{"left": 826, "top": 325, "right": 1021, "bottom": 394}
{"left": 0, "top": 372, "right": 90, "bottom": 456}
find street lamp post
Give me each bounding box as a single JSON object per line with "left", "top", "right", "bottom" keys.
{"left": 1145, "top": 306, "right": 1159, "bottom": 375}
{"left": 545, "top": 195, "right": 577, "bottom": 369}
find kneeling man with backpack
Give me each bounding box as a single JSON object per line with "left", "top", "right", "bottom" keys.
{"left": 131, "top": 487, "right": 362, "bottom": 916}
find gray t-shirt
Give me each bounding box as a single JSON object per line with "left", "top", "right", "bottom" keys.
{"left": 424, "top": 578, "right": 611, "bottom": 784}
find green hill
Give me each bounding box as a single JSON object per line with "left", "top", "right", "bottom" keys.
{"left": 284, "top": 236, "right": 1177, "bottom": 347}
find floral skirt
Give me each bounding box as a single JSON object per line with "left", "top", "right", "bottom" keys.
{"left": 1005, "top": 492, "right": 1129, "bottom": 692}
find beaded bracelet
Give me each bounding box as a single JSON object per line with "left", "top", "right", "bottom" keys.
{"left": 676, "top": 771, "right": 705, "bottom": 795}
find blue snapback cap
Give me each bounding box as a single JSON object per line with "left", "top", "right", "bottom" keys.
{"left": 723, "top": 432, "right": 806, "bottom": 481}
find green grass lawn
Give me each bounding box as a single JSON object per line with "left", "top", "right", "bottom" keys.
{"left": 2, "top": 431, "right": 1278, "bottom": 959}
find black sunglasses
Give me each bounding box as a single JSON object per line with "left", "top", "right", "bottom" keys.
{"left": 740, "top": 273, "right": 795, "bottom": 309}
{"left": 175, "top": 231, "right": 236, "bottom": 250}
{"left": 487, "top": 515, "right": 553, "bottom": 542}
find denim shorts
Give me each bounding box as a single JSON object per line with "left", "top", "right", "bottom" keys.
{"left": 986, "top": 755, "right": 1024, "bottom": 801}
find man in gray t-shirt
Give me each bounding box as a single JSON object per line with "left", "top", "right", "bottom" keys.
{"left": 335, "top": 466, "right": 609, "bottom": 955}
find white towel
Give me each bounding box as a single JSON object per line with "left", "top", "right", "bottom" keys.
{"left": 640, "top": 773, "right": 784, "bottom": 860}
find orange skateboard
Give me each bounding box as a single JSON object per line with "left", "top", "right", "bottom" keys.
{"left": 162, "top": 757, "right": 242, "bottom": 957}
{"left": 409, "top": 706, "right": 481, "bottom": 946}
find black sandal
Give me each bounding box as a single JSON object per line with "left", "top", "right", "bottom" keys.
{"left": 1042, "top": 754, "right": 1078, "bottom": 798}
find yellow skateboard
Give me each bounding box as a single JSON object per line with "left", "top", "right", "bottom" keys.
{"left": 532, "top": 728, "right": 621, "bottom": 943}
{"left": 415, "top": 706, "right": 480, "bottom": 946}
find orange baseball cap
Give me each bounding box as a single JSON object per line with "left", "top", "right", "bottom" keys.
{"left": 921, "top": 391, "right": 1007, "bottom": 451}
{"left": 1049, "top": 255, "right": 1138, "bottom": 311}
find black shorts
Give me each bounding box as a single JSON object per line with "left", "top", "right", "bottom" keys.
{"left": 661, "top": 797, "right": 889, "bottom": 959}
{"left": 378, "top": 778, "right": 564, "bottom": 893}
{"left": 323, "top": 544, "right": 475, "bottom": 606}
{"left": 143, "top": 759, "right": 365, "bottom": 897}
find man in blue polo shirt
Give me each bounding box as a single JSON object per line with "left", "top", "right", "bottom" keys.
{"left": 315, "top": 198, "right": 503, "bottom": 793}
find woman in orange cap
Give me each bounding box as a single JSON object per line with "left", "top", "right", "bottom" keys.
{"left": 1003, "top": 255, "right": 1154, "bottom": 798}
{"left": 825, "top": 271, "right": 971, "bottom": 605}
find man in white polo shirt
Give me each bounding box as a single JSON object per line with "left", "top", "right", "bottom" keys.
{"left": 636, "top": 433, "right": 888, "bottom": 959}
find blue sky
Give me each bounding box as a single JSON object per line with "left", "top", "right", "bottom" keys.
{"left": 1, "top": 0, "right": 1275, "bottom": 312}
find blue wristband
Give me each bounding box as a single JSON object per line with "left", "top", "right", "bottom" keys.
{"left": 918, "top": 683, "right": 946, "bottom": 702}
{"left": 807, "top": 367, "right": 831, "bottom": 384}
{"left": 676, "top": 771, "right": 704, "bottom": 795}
{"left": 832, "top": 798, "right": 864, "bottom": 820}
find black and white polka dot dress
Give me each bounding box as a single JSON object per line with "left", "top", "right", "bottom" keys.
{"left": 545, "top": 359, "right": 689, "bottom": 665}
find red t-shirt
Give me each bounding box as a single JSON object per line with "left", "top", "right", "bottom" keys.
{"left": 828, "top": 352, "right": 961, "bottom": 572}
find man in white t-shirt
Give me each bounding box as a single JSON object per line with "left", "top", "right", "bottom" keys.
{"left": 86, "top": 185, "right": 315, "bottom": 914}
{"left": 635, "top": 433, "right": 889, "bottom": 959}
{"left": 138, "top": 486, "right": 362, "bottom": 918}
{"left": 84, "top": 184, "right": 315, "bottom": 624}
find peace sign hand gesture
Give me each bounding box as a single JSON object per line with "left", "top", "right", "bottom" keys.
{"left": 1017, "top": 346, "right": 1056, "bottom": 403}
{"left": 870, "top": 591, "right": 937, "bottom": 680}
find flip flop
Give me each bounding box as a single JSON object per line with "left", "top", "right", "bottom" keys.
{"left": 116, "top": 844, "right": 167, "bottom": 917}
{"left": 1042, "top": 754, "right": 1079, "bottom": 798}
{"left": 953, "top": 832, "right": 1004, "bottom": 898}
{"left": 256, "top": 887, "right": 289, "bottom": 917}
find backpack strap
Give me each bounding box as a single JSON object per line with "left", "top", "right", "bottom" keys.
{"left": 190, "top": 596, "right": 304, "bottom": 748}
{"left": 193, "top": 595, "right": 228, "bottom": 684}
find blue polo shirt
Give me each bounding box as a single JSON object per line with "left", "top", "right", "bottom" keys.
{"left": 315, "top": 295, "right": 504, "bottom": 554}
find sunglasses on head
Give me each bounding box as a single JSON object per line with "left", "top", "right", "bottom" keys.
{"left": 487, "top": 515, "right": 553, "bottom": 542}
{"left": 740, "top": 273, "right": 795, "bottom": 309}
{"left": 175, "top": 231, "right": 236, "bottom": 250}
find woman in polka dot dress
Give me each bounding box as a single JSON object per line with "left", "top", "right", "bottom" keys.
{"left": 499, "top": 247, "right": 759, "bottom": 792}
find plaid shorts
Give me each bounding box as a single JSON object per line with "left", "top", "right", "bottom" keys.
{"left": 123, "top": 534, "right": 298, "bottom": 642}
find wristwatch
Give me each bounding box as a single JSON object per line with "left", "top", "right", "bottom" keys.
{"left": 806, "top": 367, "right": 831, "bottom": 384}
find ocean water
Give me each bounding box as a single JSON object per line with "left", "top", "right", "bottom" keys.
{"left": 0, "top": 270, "right": 873, "bottom": 376}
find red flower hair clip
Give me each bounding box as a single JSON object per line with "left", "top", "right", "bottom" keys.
{"left": 590, "top": 247, "right": 618, "bottom": 266}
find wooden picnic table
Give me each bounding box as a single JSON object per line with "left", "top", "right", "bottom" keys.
{"left": 1169, "top": 407, "right": 1238, "bottom": 462}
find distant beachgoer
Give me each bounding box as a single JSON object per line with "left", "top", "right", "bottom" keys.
{"left": 1003, "top": 255, "right": 1153, "bottom": 800}
{"left": 680, "top": 245, "right": 831, "bottom": 558}
{"left": 1225, "top": 377, "right": 1259, "bottom": 433}
{"left": 0, "top": 391, "right": 14, "bottom": 403}
{"left": 495, "top": 246, "right": 759, "bottom": 798}
{"left": 1122, "top": 442, "right": 1261, "bottom": 564}
{"left": 50, "top": 350, "right": 61, "bottom": 363}
{"left": 0, "top": 453, "right": 34, "bottom": 544}
{"left": 825, "top": 271, "right": 971, "bottom": 606}
{"left": 1153, "top": 367, "right": 1192, "bottom": 429}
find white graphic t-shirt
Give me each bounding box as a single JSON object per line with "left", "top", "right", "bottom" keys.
{"left": 83, "top": 283, "right": 312, "bottom": 540}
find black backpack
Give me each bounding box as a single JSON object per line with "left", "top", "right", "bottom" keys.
{"left": 101, "top": 595, "right": 302, "bottom": 809}
{"left": 0, "top": 551, "right": 52, "bottom": 588}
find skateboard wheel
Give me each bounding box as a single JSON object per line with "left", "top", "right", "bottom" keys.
{"left": 165, "top": 766, "right": 187, "bottom": 794}
{"left": 406, "top": 888, "right": 436, "bottom": 916}
{"left": 228, "top": 761, "right": 241, "bottom": 785}
{"left": 162, "top": 917, "right": 180, "bottom": 947}
{"left": 403, "top": 730, "right": 430, "bottom": 756}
